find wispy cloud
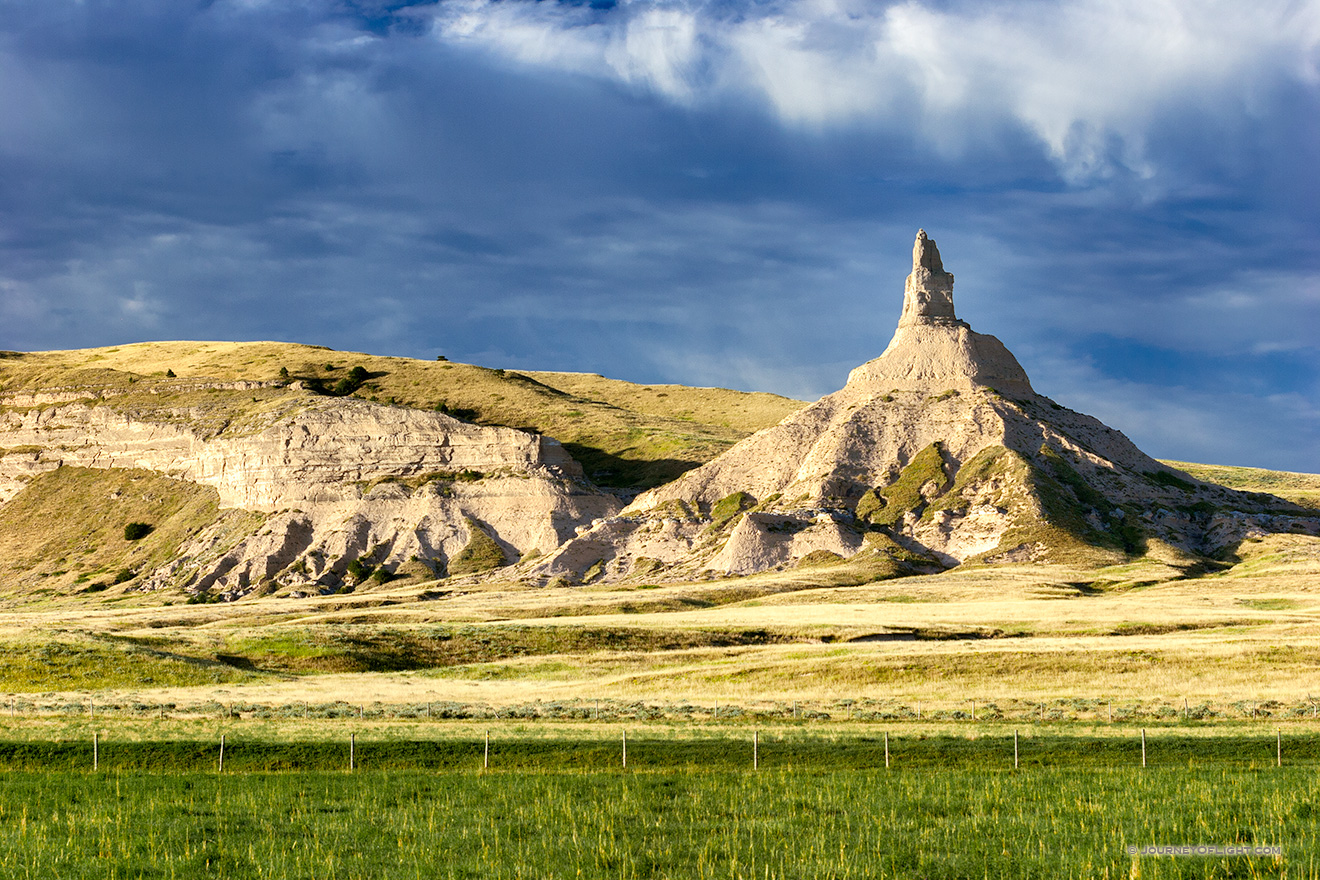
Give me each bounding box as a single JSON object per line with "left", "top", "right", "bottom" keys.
{"left": 431, "top": 0, "right": 1320, "bottom": 180}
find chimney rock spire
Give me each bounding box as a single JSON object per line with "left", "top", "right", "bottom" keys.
{"left": 899, "top": 229, "right": 958, "bottom": 326}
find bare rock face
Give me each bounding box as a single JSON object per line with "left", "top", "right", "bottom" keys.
{"left": 853, "top": 229, "right": 1032, "bottom": 396}
{"left": 624, "top": 230, "right": 1073, "bottom": 516}
{"left": 529, "top": 230, "right": 1312, "bottom": 582}
{"left": 139, "top": 473, "right": 619, "bottom": 597}
{"left": 0, "top": 396, "right": 583, "bottom": 509}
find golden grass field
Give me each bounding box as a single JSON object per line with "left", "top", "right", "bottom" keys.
{"left": 1, "top": 531, "right": 1317, "bottom": 728}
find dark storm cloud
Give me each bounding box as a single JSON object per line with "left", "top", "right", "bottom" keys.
{"left": 0, "top": 0, "right": 1317, "bottom": 470}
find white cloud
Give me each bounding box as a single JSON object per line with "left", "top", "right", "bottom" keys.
{"left": 429, "top": 0, "right": 1320, "bottom": 179}
{"left": 435, "top": 0, "right": 705, "bottom": 100}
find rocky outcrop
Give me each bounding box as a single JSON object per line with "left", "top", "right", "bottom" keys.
{"left": 623, "top": 230, "right": 1130, "bottom": 515}
{"left": 0, "top": 396, "right": 582, "bottom": 509}
{"left": 529, "top": 230, "right": 1317, "bottom": 582}
{"left": 899, "top": 229, "right": 957, "bottom": 326}
{"left": 5, "top": 231, "right": 1315, "bottom": 595}
{"left": 139, "top": 473, "right": 618, "bottom": 597}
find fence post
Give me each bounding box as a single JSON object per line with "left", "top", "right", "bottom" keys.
{"left": 970, "top": 700, "right": 975, "bottom": 722}
{"left": 93, "top": 731, "right": 98, "bottom": 771}
{"left": 219, "top": 734, "right": 225, "bottom": 773}
{"left": 1014, "top": 730, "right": 1019, "bottom": 769}
{"left": 350, "top": 733, "right": 355, "bottom": 772}
{"left": 1141, "top": 728, "right": 1146, "bottom": 768}
{"left": 884, "top": 732, "right": 890, "bottom": 769}
{"left": 622, "top": 730, "right": 627, "bottom": 769}
{"left": 1278, "top": 729, "right": 1282, "bottom": 767}
{"left": 754, "top": 731, "right": 759, "bottom": 770}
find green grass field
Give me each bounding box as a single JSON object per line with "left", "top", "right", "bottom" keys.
{"left": 0, "top": 756, "right": 1310, "bottom": 878}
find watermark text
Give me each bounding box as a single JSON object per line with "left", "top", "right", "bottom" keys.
{"left": 1127, "top": 844, "right": 1281, "bottom": 857}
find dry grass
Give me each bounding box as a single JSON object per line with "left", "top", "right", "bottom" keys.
{"left": 0, "top": 467, "right": 233, "bottom": 597}
{"left": 1164, "top": 458, "right": 1320, "bottom": 507}
{"left": 0, "top": 534, "right": 1316, "bottom": 712}
{"left": 4, "top": 342, "right": 1320, "bottom": 721}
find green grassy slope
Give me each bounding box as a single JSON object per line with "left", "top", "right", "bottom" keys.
{"left": 0, "top": 466, "right": 260, "bottom": 597}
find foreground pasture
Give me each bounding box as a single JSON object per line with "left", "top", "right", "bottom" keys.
{"left": 0, "top": 759, "right": 1310, "bottom": 879}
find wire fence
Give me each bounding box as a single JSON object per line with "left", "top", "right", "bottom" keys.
{"left": 0, "top": 728, "right": 1311, "bottom": 774}
{"left": 4, "top": 695, "right": 1318, "bottom": 723}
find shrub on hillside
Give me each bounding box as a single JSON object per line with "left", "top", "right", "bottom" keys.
{"left": 123, "top": 522, "right": 154, "bottom": 541}
{"left": 345, "top": 558, "right": 375, "bottom": 583}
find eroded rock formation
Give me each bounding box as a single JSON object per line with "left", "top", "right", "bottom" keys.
{"left": 899, "top": 229, "right": 957, "bottom": 326}
{"left": 527, "top": 230, "right": 1316, "bottom": 583}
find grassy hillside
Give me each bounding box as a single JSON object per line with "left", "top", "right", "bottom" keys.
{"left": 0, "top": 467, "right": 263, "bottom": 598}
{"left": 4, "top": 338, "right": 1320, "bottom": 772}
{"left": 1, "top": 533, "right": 1319, "bottom": 706}
{"left": 0, "top": 342, "right": 804, "bottom": 489}
{"left": 1164, "top": 459, "right": 1320, "bottom": 508}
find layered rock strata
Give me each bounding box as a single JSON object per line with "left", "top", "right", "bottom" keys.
{"left": 0, "top": 396, "right": 581, "bottom": 508}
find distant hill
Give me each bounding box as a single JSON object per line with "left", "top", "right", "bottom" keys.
{"left": 1162, "top": 461, "right": 1320, "bottom": 509}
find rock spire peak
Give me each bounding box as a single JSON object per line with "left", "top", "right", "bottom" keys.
{"left": 899, "top": 229, "right": 958, "bottom": 326}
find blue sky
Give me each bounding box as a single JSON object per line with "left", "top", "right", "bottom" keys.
{"left": 1, "top": 0, "right": 1317, "bottom": 471}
